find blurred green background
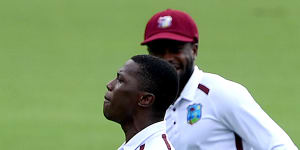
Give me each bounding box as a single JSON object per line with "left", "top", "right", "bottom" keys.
{"left": 0, "top": 0, "right": 299, "bottom": 149}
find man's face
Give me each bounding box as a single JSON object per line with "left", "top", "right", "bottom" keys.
{"left": 147, "top": 40, "right": 197, "bottom": 89}
{"left": 103, "top": 60, "right": 141, "bottom": 124}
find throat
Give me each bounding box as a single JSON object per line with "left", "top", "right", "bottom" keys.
{"left": 179, "top": 69, "right": 193, "bottom": 94}
{"left": 121, "top": 116, "right": 162, "bottom": 143}
{"left": 121, "top": 123, "right": 139, "bottom": 143}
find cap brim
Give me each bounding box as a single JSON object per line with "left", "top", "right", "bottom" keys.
{"left": 141, "top": 32, "right": 194, "bottom": 45}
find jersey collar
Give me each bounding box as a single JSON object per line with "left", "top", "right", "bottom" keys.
{"left": 118, "top": 121, "right": 166, "bottom": 150}
{"left": 175, "top": 66, "right": 203, "bottom": 104}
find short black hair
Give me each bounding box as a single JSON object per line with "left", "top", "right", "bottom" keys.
{"left": 131, "top": 55, "right": 179, "bottom": 118}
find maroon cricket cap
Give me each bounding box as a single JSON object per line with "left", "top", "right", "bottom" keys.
{"left": 141, "top": 9, "right": 199, "bottom": 45}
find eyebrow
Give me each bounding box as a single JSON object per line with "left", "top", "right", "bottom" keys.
{"left": 117, "top": 71, "right": 125, "bottom": 79}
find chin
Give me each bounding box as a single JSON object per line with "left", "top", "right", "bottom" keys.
{"left": 178, "top": 70, "right": 185, "bottom": 79}
{"left": 176, "top": 70, "right": 181, "bottom": 76}
{"left": 176, "top": 68, "right": 183, "bottom": 75}
{"left": 103, "top": 112, "right": 114, "bottom": 122}
{"left": 103, "top": 107, "right": 111, "bottom": 119}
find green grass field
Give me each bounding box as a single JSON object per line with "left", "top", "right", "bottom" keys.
{"left": 0, "top": 0, "right": 299, "bottom": 149}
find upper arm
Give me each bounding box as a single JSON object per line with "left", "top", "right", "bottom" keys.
{"left": 211, "top": 82, "right": 296, "bottom": 149}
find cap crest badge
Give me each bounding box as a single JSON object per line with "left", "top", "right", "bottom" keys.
{"left": 158, "top": 16, "right": 172, "bottom": 28}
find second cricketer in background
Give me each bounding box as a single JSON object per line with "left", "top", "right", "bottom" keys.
{"left": 141, "top": 9, "right": 297, "bottom": 150}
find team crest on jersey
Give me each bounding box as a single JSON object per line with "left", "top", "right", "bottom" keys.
{"left": 187, "top": 103, "right": 202, "bottom": 125}
{"left": 158, "top": 16, "right": 172, "bottom": 28}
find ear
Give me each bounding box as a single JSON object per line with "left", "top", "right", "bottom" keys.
{"left": 138, "top": 92, "right": 155, "bottom": 108}
{"left": 192, "top": 43, "right": 198, "bottom": 56}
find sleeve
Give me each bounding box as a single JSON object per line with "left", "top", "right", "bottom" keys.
{"left": 212, "top": 81, "right": 298, "bottom": 150}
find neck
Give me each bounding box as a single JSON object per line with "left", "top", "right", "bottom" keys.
{"left": 178, "top": 67, "right": 194, "bottom": 95}
{"left": 121, "top": 112, "right": 162, "bottom": 142}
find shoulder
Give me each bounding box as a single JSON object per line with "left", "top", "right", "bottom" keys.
{"left": 201, "top": 72, "right": 250, "bottom": 98}
{"left": 200, "top": 72, "right": 256, "bottom": 112}
{"left": 143, "top": 134, "right": 174, "bottom": 150}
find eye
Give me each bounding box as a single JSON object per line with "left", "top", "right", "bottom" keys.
{"left": 169, "top": 48, "right": 180, "bottom": 53}
{"left": 170, "top": 44, "right": 185, "bottom": 53}
{"left": 148, "top": 48, "right": 164, "bottom": 56}
{"left": 116, "top": 73, "right": 124, "bottom": 82}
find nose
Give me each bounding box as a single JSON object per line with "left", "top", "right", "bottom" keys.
{"left": 106, "top": 80, "right": 113, "bottom": 91}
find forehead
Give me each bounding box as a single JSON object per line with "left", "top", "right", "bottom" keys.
{"left": 119, "top": 59, "right": 140, "bottom": 76}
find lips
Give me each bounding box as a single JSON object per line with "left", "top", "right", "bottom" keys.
{"left": 104, "top": 95, "right": 111, "bottom": 103}
{"left": 170, "top": 63, "right": 181, "bottom": 70}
